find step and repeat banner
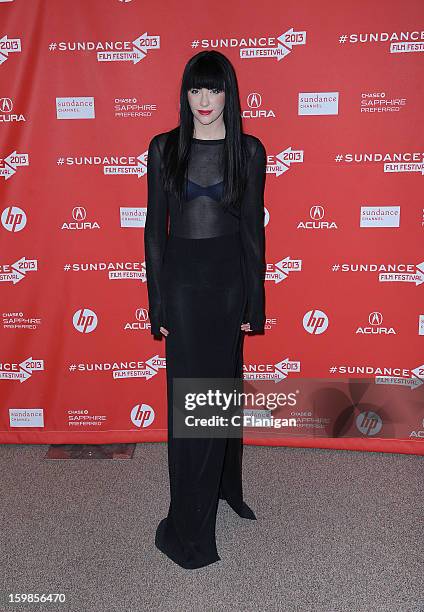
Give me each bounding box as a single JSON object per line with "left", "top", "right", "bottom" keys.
{"left": 1, "top": 0, "right": 423, "bottom": 454}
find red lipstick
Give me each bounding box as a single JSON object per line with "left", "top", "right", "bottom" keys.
{"left": 198, "top": 110, "right": 213, "bottom": 115}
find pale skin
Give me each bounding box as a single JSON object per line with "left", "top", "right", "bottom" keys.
{"left": 159, "top": 86, "right": 252, "bottom": 337}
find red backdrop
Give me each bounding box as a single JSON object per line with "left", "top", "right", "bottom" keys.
{"left": 1, "top": 0, "right": 423, "bottom": 454}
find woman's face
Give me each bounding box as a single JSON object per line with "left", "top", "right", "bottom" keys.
{"left": 187, "top": 87, "right": 225, "bottom": 127}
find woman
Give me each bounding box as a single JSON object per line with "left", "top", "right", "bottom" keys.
{"left": 144, "top": 50, "right": 266, "bottom": 569}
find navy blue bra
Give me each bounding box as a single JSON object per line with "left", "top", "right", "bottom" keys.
{"left": 186, "top": 178, "right": 224, "bottom": 203}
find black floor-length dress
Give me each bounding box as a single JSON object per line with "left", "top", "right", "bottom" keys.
{"left": 144, "top": 128, "right": 266, "bottom": 569}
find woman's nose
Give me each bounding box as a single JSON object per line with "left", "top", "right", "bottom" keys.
{"left": 200, "top": 90, "right": 210, "bottom": 106}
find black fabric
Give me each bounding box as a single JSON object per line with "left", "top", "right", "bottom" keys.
{"left": 144, "top": 131, "right": 266, "bottom": 569}
{"left": 157, "top": 232, "right": 255, "bottom": 569}
{"left": 144, "top": 132, "right": 266, "bottom": 336}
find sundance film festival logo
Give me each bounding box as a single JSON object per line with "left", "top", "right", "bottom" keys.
{"left": 266, "top": 256, "right": 302, "bottom": 284}
{"left": 0, "top": 357, "right": 44, "bottom": 383}
{"left": 242, "top": 27, "right": 306, "bottom": 61}
{"left": 1, "top": 206, "right": 27, "bottom": 232}
{"left": 48, "top": 32, "right": 160, "bottom": 64}
{"left": 56, "top": 148, "right": 148, "bottom": 177}
{"left": 61, "top": 206, "right": 100, "bottom": 231}
{"left": 378, "top": 262, "right": 424, "bottom": 285}
{"left": 0, "top": 35, "right": 21, "bottom": 65}
{"left": 329, "top": 363, "right": 424, "bottom": 390}
{"left": 268, "top": 146, "right": 304, "bottom": 176}
{"left": 0, "top": 256, "right": 37, "bottom": 284}
{"left": 0, "top": 97, "right": 26, "bottom": 122}
{"left": 375, "top": 363, "right": 424, "bottom": 390}
{"left": 334, "top": 150, "right": 424, "bottom": 174}
{"left": 410, "top": 365, "right": 424, "bottom": 389}
{"left": 195, "top": 27, "right": 306, "bottom": 62}
{"left": 63, "top": 258, "right": 145, "bottom": 280}
{"left": 242, "top": 92, "right": 276, "bottom": 119}
{"left": 356, "top": 312, "right": 397, "bottom": 335}
{"left": 297, "top": 205, "right": 338, "bottom": 230}
{"left": 68, "top": 354, "right": 166, "bottom": 380}
{"left": 338, "top": 29, "right": 424, "bottom": 54}
{"left": 0, "top": 151, "right": 29, "bottom": 180}
{"left": 244, "top": 357, "right": 301, "bottom": 382}
{"left": 331, "top": 260, "right": 424, "bottom": 285}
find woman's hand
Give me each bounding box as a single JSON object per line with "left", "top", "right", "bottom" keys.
{"left": 160, "top": 326, "right": 170, "bottom": 337}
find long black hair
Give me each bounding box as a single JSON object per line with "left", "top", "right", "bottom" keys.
{"left": 162, "top": 50, "right": 249, "bottom": 215}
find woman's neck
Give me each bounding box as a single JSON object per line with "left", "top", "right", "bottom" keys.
{"left": 192, "top": 121, "right": 226, "bottom": 141}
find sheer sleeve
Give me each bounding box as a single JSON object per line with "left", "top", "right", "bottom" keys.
{"left": 144, "top": 135, "right": 169, "bottom": 336}
{"left": 240, "top": 138, "right": 267, "bottom": 332}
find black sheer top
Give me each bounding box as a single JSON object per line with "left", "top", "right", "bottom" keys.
{"left": 144, "top": 131, "right": 266, "bottom": 336}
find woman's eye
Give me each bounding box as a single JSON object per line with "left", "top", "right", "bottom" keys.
{"left": 189, "top": 88, "right": 222, "bottom": 94}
